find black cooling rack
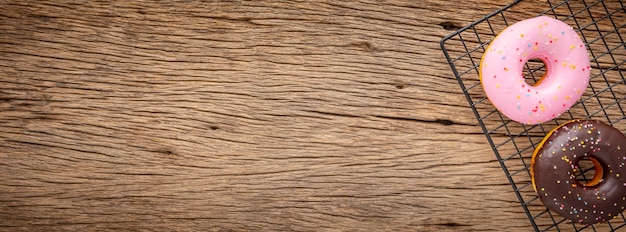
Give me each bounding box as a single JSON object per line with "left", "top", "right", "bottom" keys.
{"left": 441, "top": 0, "right": 626, "bottom": 231}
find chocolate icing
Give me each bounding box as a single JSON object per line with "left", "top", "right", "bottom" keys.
{"left": 531, "top": 119, "right": 626, "bottom": 224}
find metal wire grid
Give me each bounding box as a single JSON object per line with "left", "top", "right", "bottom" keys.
{"left": 441, "top": 0, "right": 626, "bottom": 231}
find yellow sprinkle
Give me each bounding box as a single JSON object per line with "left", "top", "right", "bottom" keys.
{"left": 557, "top": 180, "right": 561, "bottom": 183}
{"left": 558, "top": 85, "right": 562, "bottom": 89}
{"left": 516, "top": 95, "right": 520, "bottom": 99}
{"left": 562, "top": 61, "right": 567, "bottom": 67}
{"left": 571, "top": 64, "right": 577, "bottom": 69}
{"left": 547, "top": 34, "right": 552, "bottom": 38}
{"left": 588, "top": 130, "right": 592, "bottom": 134}
{"left": 533, "top": 46, "right": 538, "bottom": 51}
{"left": 565, "top": 95, "right": 571, "bottom": 100}
{"left": 541, "top": 188, "right": 545, "bottom": 191}
{"left": 570, "top": 44, "right": 576, "bottom": 49}
{"left": 504, "top": 67, "right": 509, "bottom": 72}
{"left": 523, "top": 53, "right": 528, "bottom": 57}
{"left": 520, "top": 34, "right": 524, "bottom": 38}
{"left": 553, "top": 96, "right": 558, "bottom": 100}
{"left": 496, "top": 83, "right": 501, "bottom": 88}
{"left": 540, "top": 104, "right": 545, "bottom": 111}
{"left": 554, "top": 37, "right": 558, "bottom": 42}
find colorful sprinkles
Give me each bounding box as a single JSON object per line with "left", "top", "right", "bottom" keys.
{"left": 480, "top": 16, "right": 591, "bottom": 124}
{"left": 532, "top": 120, "right": 626, "bottom": 224}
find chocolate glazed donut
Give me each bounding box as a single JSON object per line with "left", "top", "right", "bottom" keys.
{"left": 531, "top": 119, "right": 626, "bottom": 224}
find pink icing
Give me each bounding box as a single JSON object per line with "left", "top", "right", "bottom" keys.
{"left": 480, "top": 16, "right": 591, "bottom": 124}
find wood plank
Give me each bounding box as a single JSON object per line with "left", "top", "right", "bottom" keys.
{"left": 0, "top": 0, "right": 624, "bottom": 231}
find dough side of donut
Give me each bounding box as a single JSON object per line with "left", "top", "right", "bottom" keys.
{"left": 530, "top": 119, "right": 578, "bottom": 192}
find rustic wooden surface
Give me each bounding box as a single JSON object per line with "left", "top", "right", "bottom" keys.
{"left": 0, "top": 0, "right": 623, "bottom": 231}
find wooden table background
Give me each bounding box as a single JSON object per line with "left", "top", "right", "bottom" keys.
{"left": 2, "top": 0, "right": 623, "bottom": 231}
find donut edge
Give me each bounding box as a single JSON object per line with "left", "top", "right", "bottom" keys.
{"left": 530, "top": 119, "right": 581, "bottom": 193}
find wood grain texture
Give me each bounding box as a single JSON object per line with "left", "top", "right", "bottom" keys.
{"left": 1, "top": 0, "right": 623, "bottom": 231}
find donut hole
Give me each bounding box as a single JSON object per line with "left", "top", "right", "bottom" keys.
{"left": 574, "top": 157, "right": 604, "bottom": 187}
{"left": 523, "top": 58, "right": 547, "bottom": 86}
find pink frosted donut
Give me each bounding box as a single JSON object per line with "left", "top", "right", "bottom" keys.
{"left": 480, "top": 16, "right": 591, "bottom": 124}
